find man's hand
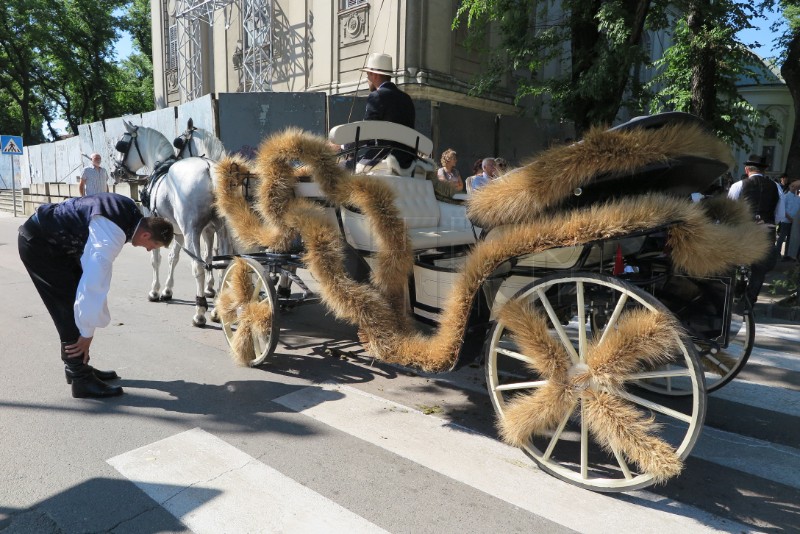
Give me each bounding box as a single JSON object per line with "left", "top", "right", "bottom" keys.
{"left": 64, "top": 336, "right": 93, "bottom": 363}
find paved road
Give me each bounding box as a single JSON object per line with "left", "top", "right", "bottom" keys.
{"left": 0, "top": 211, "right": 798, "bottom": 533}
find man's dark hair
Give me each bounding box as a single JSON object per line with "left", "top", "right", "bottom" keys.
{"left": 141, "top": 216, "right": 174, "bottom": 246}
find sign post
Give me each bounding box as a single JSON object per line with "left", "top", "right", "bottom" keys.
{"left": 1, "top": 135, "right": 24, "bottom": 217}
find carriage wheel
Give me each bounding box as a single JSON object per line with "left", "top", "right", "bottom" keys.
{"left": 219, "top": 258, "right": 280, "bottom": 366}
{"left": 485, "top": 272, "right": 706, "bottom": 492}
{"left": 635, "top": 297, "right": 754, "bottom": 396}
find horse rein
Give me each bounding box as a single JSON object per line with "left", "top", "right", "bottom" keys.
{"left": 112, "top": 127, "right": 147, "bottom": 182}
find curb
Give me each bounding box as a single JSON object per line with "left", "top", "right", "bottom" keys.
{"left": 754, "top": 302, "right": 800, "bottom": 322}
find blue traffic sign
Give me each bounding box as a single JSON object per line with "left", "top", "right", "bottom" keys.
{"left": 1, "top": 135, "right": 23, "bottom": 155}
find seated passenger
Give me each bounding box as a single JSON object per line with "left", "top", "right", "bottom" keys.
{"left": 437, "top": 148, "right": 464, "bottom": 193}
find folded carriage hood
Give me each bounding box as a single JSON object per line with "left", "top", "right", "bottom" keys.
{"left": 467, "top": 112, "right": 734, "bottom": 229}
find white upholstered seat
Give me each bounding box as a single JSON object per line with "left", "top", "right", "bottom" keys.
{"left": 340, "top": 175, "right": 476, "bottom": 252}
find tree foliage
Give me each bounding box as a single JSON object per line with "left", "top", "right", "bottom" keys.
{"left": 455, "top": 0, "right": 653, "bottom": 136}
{"left": 0, "top": 0, "right": 154, "bottom": 144}
{"left": 648, "top": 0, "right": 769, "bottom": 150}
{"left": 455, "top": 0, "right": 778, "bottom": 149}
{"left": 779, "top": 0, "right": 800, "bottom": 175}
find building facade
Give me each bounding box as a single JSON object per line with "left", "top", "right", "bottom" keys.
{"left": 151, "top": 0, "right": 520, "bottom": 115}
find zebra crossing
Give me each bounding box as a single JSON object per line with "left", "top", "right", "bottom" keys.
{"left": 105, "top": 322, "right": 799, "bottom": 533}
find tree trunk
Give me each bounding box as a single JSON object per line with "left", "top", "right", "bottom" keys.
{"left": 687, "top": 2, "right": 716, "bottom": 123}
{"left": 781, "top": 31, "right": 800, "bottom": 177}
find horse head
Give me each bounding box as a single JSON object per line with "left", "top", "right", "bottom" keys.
{"left": 173, "top": 118, "right": 227, "bottom": 161}
{"left": 173, "top": 118, "right": 197, "bottom": 158}
{"left": 111, "top": 120, "right": 174, "bottom": 184}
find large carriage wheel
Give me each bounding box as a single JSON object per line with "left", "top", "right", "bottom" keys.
{"left": 219, "top": 258, "right": 280, "bottom": 366}
{"left": 485, "top": 272, "right": 706, "bottom": 492}
{"left": 636, "top": 290, "right": 754, "bottom": 396}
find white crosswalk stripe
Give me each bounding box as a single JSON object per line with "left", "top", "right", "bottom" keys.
{"left": 107, "top": 428, "right": 389, "bottom": 534}
{"left": 104, "top": 320, "right": 800, "bottom": 533}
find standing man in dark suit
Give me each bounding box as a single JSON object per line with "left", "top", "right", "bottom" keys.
{"left": 359, "top": 53, "right": 416, "bottom": 168}
{"left": 728, "top": 154, "right": 784, "bottom": 305}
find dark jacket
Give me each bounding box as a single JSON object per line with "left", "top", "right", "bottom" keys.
{"left": 740, "top": 174, "right": 780, "bottom": 224}
{"left": 362, "top": 81, "right": 416, "bottom": 167}
{"left": 33, "top": 193, "right": 143, "bottom": 257}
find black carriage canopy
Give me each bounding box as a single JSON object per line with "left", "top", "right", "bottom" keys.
{"left": 557, "top": 112, "right": 731, "bottom": 210}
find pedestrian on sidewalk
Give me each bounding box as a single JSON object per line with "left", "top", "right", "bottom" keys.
{"left": 79, "top": 153, "right": 110, "bottom": 196}
{"left": 785, "top": 181, "right": 800, "bottom": 261}
{"left": 17, "top": 193, "right": 174, "bottom": 398}
{"left": 728, "top": 155, "right": 784, "bottom": 304}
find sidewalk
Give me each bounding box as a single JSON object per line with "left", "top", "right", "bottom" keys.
{"left": 755, "top": 257, "right": 800, "bottom": 322}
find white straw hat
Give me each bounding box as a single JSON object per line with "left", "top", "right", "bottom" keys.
{"left": 361, "top": 53, "right": 394, "bottom": 76}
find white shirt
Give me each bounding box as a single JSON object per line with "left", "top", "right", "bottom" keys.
{"left": 727, "top": 174, "right": 785, "bottom": 223}
{"left": 785, "top": 192, "right": 800, "bottom": 220}
{"left": 74, "top": 216, "right": 127, "bottom": 338}
{"left": 80, "top": 165, "right": 109, "bottom": 196}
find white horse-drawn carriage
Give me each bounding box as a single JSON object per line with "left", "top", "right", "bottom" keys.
{"left": 113, "top": 112, "right": 768, "bottom": 492}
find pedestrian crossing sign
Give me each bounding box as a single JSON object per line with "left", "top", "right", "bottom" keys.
{"left": 1, "top": 135, "right": 23, "bottom": 155}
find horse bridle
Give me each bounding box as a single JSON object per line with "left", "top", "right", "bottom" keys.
{"left": 111, "top": 126, "right": 147, "bottom": 183}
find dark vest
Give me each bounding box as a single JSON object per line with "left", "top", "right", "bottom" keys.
{"left": 35, "top": 193, "right": 143, "bottom": 257}
{"left": 740, "top": 174, "right": 779, "bottom": 224}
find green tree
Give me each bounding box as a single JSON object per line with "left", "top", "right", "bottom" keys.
{"left": 115, "top": 0, "right": 154, "bottom": 112}
{"left": 0, "top": 0, "right": 48, "bottom": 143}
{"left": 648, "top": 0, "right": 768, "bottom": 150}
{"left": 0, "top": 0, "right": 154, "bottom": 142}
{"left": 779, "top": 0, "right": 800, "bottom": 175}
{"left": 455, "top": 0, "right": 654, "bottom": 136}
{"left": 121, "top": 0, "right": 152, "bottom": 59}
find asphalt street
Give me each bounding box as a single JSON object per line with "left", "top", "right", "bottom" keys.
{"left": 0, "top": 210, "right": 799, "bottom": 533}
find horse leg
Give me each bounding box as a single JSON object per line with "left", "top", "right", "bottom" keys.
{"left": 209, "top": 222, "right": 233, "bottom": 324}
{"left": 148, "top": 248, "right": 162, "bottom": 302}
{"left": 202, "top": 225, "right": 216, "bottom": 298}
{"left": 161, "top": 239, "right": 181, "bottom": 301}
{"left": 186, "top": 232, "right": 208, "bottom": 327}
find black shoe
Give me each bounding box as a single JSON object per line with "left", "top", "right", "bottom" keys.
{"left": 63, "top": 356, "right": 123, "bottom": 399}
{"left": 65, "top": 366, "right": 119, "bottom": 384}
{"left": 69, "top": 374, "right": 124, "bottom": 398}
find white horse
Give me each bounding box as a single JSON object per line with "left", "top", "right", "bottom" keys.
{"left": 111, "top": 120, "right": 232, "bottom": 327}
{"left": 173, "top": 118, "right": 227, "bottom": 161}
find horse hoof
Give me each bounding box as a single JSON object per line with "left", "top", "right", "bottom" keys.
{"left": 192, "top": 319, "right": 206, "bottom": 328}
{"left": 210, "top": 310, "right": 221, "bottom": 323}
{"left": 160, "top": 294, "right": 173, "bottom": 301}
{"left": 204, "top": 289, "right": 216, "bottom": 298}
{"left": 148, "top": 293, "right": 159, "bottom": 302}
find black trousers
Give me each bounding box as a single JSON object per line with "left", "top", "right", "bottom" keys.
{"left": 18, "top": 217, "right": 82, "bottom": 344}
{"left": 747, "top": 244, "right": 779, "bottom": 305}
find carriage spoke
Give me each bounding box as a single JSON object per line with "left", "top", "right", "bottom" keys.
{"left": 616, "top": 390, "right": 693, "bottom": 423}
{"left": 625, "top": 368, "right": 692, "bottom": 381}
{"left": 580, "top": 398, "right": 589, "bottom": 479}
{"left": 542, "top": 399, "right": 577, "bottom": 461}
{"left": 703, "top": 354, "right": 731, "bottom": 374}
{"left": 250, "top": 275, "right": 264, "bottom": 300}
{"left": 495, "top": 346, "right": 535, "bottom": 364}
{"left": 611, "top": 445, "right": 634, "bottom": 479}
{"left": 576, "top": 281, "right": 587, "bottom": 362}
{"left": 597, "top": 293, "right": 629, "bottom": 346}
{"left": 535, "top": 289, "right": 580, "bottom": 364}
{"left": 251, "top": 328, "right": 264, "bottom": 356}
{"left": 495, "top": 380, "right": 548, "bottom": 392}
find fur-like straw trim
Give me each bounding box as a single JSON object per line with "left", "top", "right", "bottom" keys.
{"left": 495, "top": 300, "right": 685, "bottom": 480}
{"left": 467, "top": 122, "right": 734, "bottom": 228}
{"left": 214, "top": 129, "right": 768, "bottom": 374}
{"left": 213, "top": 126, "right": 760, "bottom": 483}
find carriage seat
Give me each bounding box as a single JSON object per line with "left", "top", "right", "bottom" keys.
{"left": 340, "top": 175, "right": 477, "bottom": 252}
{"left": 329, "top": 121, "right": 435, "bottom": 178}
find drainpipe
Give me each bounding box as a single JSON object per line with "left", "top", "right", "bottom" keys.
{"left": 405, "top": 0, "right": 421, "bottom": 83}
